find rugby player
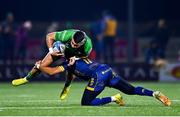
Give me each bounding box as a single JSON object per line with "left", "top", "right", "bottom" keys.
{"left": 35, "top": 58, "right": 171, "bottom": 106}
{"left": 12, "top": 29, "right": 92, "bottom": 100}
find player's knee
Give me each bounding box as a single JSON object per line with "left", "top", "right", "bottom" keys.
{"left": 81, "top": 97, "right": 94, "bottom": 106}
{"left": 81, "top": 99, "right": 91, "bottom": 106}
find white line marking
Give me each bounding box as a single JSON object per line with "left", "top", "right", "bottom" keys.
{"left": 17, "top": 94, "right": 36, "bottom": 97}
{"left": 0, "top": 100, "right": 60, "bottom": 103}
{"left": 3, "top": 94, "right": 36, "bottom": 98}
{"left": 0, "top": 106, "right": 173, "bottom": 110}
{"left": 172, "top": 100, "right": 180, "bottom": 102}
{"left": 131, "top": 99, "right": 180, "bottom": 102}
{"left": 0, "top": 106, "right": 129, "bottom": 110}
{"left": 0, "top": 107, "right": 72, "bottom": 110}
{"left": 0, "top": 99, "right": 179, "bottom": 103}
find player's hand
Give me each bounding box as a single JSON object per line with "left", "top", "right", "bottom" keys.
{"left": 68, "top": 56, "right": 80, "bottom": 66}
{"left": 68, "top": 56, "right": 76, "bottom": 66}
{"left": 35, "top": 60, "right": 42, "bottom": 69}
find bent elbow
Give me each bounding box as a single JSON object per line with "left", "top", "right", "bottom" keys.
{"left": 46, "top": 32, "right": 55, "bottom": 40}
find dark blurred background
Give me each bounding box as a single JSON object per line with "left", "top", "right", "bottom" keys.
{"left": 0, "top": 0, "right": 180, "bottom": 82}
{"left": 1, "top": 0, "right": 180, "bottom": 21}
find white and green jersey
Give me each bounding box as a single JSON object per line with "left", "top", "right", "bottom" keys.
{"left": 54, "top": 29, "right": 92, "bottom": 58}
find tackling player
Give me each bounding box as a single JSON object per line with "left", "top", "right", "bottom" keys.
{"left": 35, "top": 58, "right": 171, "bottom": 106}
{"left": 12, "top": 29, "right": 92, "bottom": 100}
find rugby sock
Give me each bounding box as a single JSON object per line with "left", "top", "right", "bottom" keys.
{"left": 111, "top": 96, "right": 116, "bottom": 101}
{"left": 90, "top": 97, "right": 112, "bottom": 106}
{"left": 134, "top": 86, "right": 153, "bottom": 96}
{"left": 25, "top": 70, "right": 40, "bottom": 80}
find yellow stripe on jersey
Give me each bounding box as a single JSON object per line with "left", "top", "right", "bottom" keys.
{"left": 83, "top": 59, "right": 89, "bottom": 64}
{"left": 58, "top": 66, "right": 65, "bottom": 72}
{"left": 81, "top": 56, "right": 88, "bottom": 58}
{"left": 86, "top": 86, "right": 94, "bottom": 91}
{"left": 83, "top": 58, "right": 92, "bottom": 64}
{"left": 86, "top": 58, "right": 92, "bottom": 63}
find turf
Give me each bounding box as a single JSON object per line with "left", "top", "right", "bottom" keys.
{"left": 0, "top": 82, "right": 180, "bottom": 116}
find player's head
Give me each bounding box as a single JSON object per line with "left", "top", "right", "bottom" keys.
{"left": 71, "top": 31, "right": 86, "bottom": 48}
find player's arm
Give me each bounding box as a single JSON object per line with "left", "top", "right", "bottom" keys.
{"left": 46, "top": 32, "right": 56, "bottom": 54}
{"left": 46, "top": 31, "right": 68, "bottom": 56}
{"left": 35, "top": 60, "right": 68, "bottom": 75}
{"left": 35, "top": 60, "right": 72, "bottom": 100}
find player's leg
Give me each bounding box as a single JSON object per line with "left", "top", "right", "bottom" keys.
{"left": 81, "top": 89, "right": 110, "bottom": 106}
{"left": 81, "top": 89, "right": 124, "bottom": 106}
{"left": 112, "top": 77, "right": 153, "bottom": 96}
{"left": 12, "top": 53, "right": 55, "bottom": 86}
{"left": 110, "top": 75, "right": 171, "bottom": 106}
{"left": 60, "top": 72, "right": 75, "bottom": 100}
{"left": 81, "top": 76, "right": 124, "bottom": 106}
{"left": 26, "top": 53, "right": 56, "bottom": 80}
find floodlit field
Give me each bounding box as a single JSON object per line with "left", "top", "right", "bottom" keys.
{"left": 0, "top": 82, "right": 180, "bottom": 116}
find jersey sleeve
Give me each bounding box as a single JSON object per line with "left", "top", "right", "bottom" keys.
{"left": 58, "top": 66, "right": 66, "bottom": 72}
{"left": 84, "top": 36, "right": 93, "bottom": 56}
{"left": 55, "top": 30, "right": 76, "bottom": 43}
{"left": 59, "top": 61, "right": 69, "bottom": 71}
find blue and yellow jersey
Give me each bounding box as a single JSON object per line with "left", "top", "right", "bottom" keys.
{"left": 61, "top": 59, "right": 110, "bottom": 80}
{"left": 60, "top": 59, "right": 120, "bottom": 91}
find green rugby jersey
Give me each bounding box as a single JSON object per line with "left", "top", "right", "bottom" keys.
{"left": 54, "top": 29, "right": 92, "bottom": 58}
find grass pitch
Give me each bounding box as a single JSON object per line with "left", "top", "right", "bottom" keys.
{"left": 0, "top": 82, "right": 180, "bottom": 116}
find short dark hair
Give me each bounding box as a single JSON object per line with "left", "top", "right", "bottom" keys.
{"left": 73, "top": 31, "right": 85, "bottom": 44}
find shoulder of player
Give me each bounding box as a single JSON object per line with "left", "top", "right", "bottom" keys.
{"left": 84, "top": 36, "right": 92, "bottom": 47}
{"left": 55, "top": 29, "right": 75, "bottom": 42}
{"left": 82, "top": 36, "right": 92, "bottom": 55}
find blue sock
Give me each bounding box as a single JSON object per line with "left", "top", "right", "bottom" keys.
{"left": 134, "top": 86, "right": 153, "bottom": 96}
{"left": 90, "top": 97, "right": 112, "bottom": 106}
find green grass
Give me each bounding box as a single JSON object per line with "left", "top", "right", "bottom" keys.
{"left": 0, "top": 82, "right": 180, "bottom": 116}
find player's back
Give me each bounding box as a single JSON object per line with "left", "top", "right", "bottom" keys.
{"left": 69, "top": 59, "right": 110, "bottom": 80}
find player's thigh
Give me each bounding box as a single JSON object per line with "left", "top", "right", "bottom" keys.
{"left": 112, "top": 78, "right": 135, "bottom": 94}
{"left": 81, "top": 77, "right": 105, "bottom": 105}
{"left": 40, "top": 53, "right": 57, "bottom": 67}
{"left": 87, "top": 76, "right": 106, "bottom": 92}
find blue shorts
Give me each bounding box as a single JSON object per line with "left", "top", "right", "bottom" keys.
{"left": 86, "top": 65, "right": 120, "bottom": 92}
